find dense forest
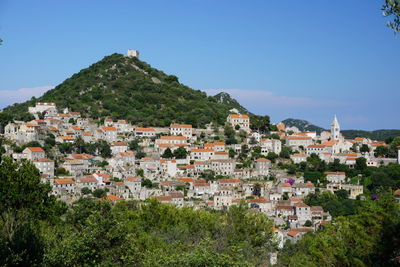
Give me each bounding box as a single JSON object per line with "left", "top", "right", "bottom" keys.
{"left": 0, "top": 155, "right": 399, "bottom": 266}
{"left": 0, "top": 54, "right": 253, "bottom": 128}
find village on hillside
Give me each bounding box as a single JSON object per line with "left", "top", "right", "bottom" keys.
{"left": 2, "top": 101, "right": 400, "bottom": 248}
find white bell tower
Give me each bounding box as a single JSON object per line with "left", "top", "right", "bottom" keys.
{"left": 331, "top": 115, "right": 341, "bottom": 141}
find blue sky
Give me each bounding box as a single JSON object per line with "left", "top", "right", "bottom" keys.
{"left": 0, "top": 0, "right": 398, "bottom": 130}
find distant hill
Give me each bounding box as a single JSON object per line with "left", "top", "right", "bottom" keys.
{"left": 282, "top": 118, "right": 326, "bottom": 133}
{"left": 341, "top": 129, "right": 400, "bottom": 141}
{"left": 0, "top": 54, "right": 249, "bottom": 127}
{"left": 282, "top": 118, "right": 400, "bottom": 141}
{"left": 212, "top": 92, "right": 249, "bottom": 114}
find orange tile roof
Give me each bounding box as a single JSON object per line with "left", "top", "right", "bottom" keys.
{"left": 229, "top": 114, "right": 249, "bottom": 118}
{"left": 25, "top": 123, "right": 38, "bottom": 127}
{"left": 321, "top": 140, "right": 338, "bottom": 147}
{"left": 33, "top": 158, "right": 53, "bottom": 162}
{"left": 160, "top": 136, "right": 188, "bottom": 140}
{"left": 112, "top": 141, "right": 128, "bottom": 146}
{"left": 191, "top": 148, "right": 214, "bottom": 152}
{"left": 155, "top": 196, "right": 172, "bottom": 201}
{"left": 60, "top": 136, "right": 74, "bottom": 140}
{"left": 78, "top": 176, "right": 98, "bottom": 183}
{"left": 54, "top": 178, "right": 75, "bottom": 184}
{"left": 292, "top": 153, "right": 307, "bottom": 157}
{"left": 179, "top": 164, "right": 195, "bottom": 169}
{"left": 256, "top": 158, "right": 270, "bottom": 162}
{"left": 287, "top": 231, "right": 300, "bottom": 237}
{"left": 26, "top": 147, "right": 44, "bottom": 152}
{"left": 281, "top": 182, "right": 291, "bottom": 187}
{"left": 107, "top": 195, "right": 122, "bottom": 201}
{"left": 101, "top": 126, "right": 117, "bottom": 131}
{"left": 213, "top": 142, "right": 225, "bottom": 146}
{"left": 294, "top": 202, "right": 309, "bottom": 208}
{"left": 125, "top": 176, "right": 138, "bottom": 182}
{"left": 177, "top": 178, "right": 195, "bottom": 183}
{"left": 170, "top": 124, "right": 192, "bottom": 128}
{"left": 218, "top": 179, "right": 241, "bottom": 184}
{"left": 308, "top": 144, "right": 325, "bottom": 148}
{"left": 135, "top": 127, "right": 155, "bottom": 132}
{"left": 248, "top": 198, "right": 269, "bottom": 203}
{"left": 194, "top": 182, "right": 210, "bottom": 187}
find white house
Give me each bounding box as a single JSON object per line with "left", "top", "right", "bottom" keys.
{"left": 170, "top": 124, "right": 193, "bottom": 138}
{"left": 33, "top": 158, "right": 54, "bottom": 177}
{"left": 227, "top": 113, "right": 250, "bottom": 132}
{"left": 23, "top": 147, "right": 45, "bottom": 161}
{"left": 190, "top": 148, "right": 215, "bottom": 161}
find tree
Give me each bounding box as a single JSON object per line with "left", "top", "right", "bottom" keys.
{"left": 280, "top": 146, "right": 292, "bottom": 159}
{"left": 383, "top": 0, "right": 400, "bottom": 33}
{"left": 375, "top": 146, "right": 389, "bottom": 157}
{"left": 250, "top": 115, "right": 270, "bottom": 133}
{"left": 81, "top": 187, "right": 92, "bottom": 195}
{"left": 335, "top": 189, "right": 349, "bottom": 200}
{"left": 355, "top": 157, "right": 367, "bottom": 172}
{"left": 224, "top": 124, "right": 235, "bottom": 140}
{"left": 141, "top": 178, "right": 154, "bottom": 188}
{"left": 287, "top": 164, "right": 297, "bottom": 175}
{"left": 136, "top": 168, "right": 144, "bottom": 177}
{"left": 92, "top": 189, "right": 106, "bottom": 198}
{"left": 173, "top": 146, "right": 188, "bottom": 159}
{"left": 304, "top": 220, "right": 312, "bottom": 227}
{"left": 0, "top": 157, "right": 65, "bottom": 266}
{"left": 228, "top": 148, "right": 236, "bottom": 159}
{"left": 161, "top": 148, "right": 174, "bottom": 158}
{"left": 97, "top": 140, "right": 112, "bottom": 158}
{"left": 249, "top": 136, "right": 257, "bottom": 145}
{"left": 360, "top": 144, "right": 370, "bottom": 153}
{"left": 201, "top": 169, "right": 216, "bottom": 181}
{"left": 74, "top": 136, "right": 85, "bottom": 154}
{"left": 128, "top": 139, "right": 140, "bottom": 151}
{"left": 253, "top": 183, "right": 261, "bottom": 197}
{"left": 266, "top": 152, "right": 278, "bottom": 163}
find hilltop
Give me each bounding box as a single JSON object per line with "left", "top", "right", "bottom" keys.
{"left": 1, "top": 53, "right": 250, "bottom": 127}
{"left": 282, "top": 118, "right": 325, "bottom": 133}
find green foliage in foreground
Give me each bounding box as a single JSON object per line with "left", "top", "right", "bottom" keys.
{"left": 1, "top": 54, "right": 249, "bottom": 128}
{"left": 278, "top": 193, "right": 400, "bottom": 267}
{"left": 0, "top": 156, "right": 276, "bottom": 266}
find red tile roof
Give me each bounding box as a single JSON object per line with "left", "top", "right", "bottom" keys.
{"left": 26, "top": 147, "right": 44, "bottom": 152}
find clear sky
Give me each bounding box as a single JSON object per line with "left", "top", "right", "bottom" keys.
{"left": 0, "top": 0, "right": 398, "bottom": 130}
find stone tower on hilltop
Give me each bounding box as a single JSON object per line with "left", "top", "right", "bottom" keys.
{"left": 127, "top": 49, "right": 139, "bottom": 58}
{"left": 331, "top": 115, "right": 341, "bottom": 141}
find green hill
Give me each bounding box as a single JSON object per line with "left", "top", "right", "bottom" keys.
{"left": 282, "top": 118, "right": 399, "bottom": 141}
{"left": 1, "top": 54, "right": 249, "bottom": 127}
{"left": 341, "top": 129, "right": 400, "bottom": 141}
{"left": 282, "top": 118, "right": 326, "bottom": 133}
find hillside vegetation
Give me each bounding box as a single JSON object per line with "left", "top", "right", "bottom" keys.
{"left": 1, "top": 54, "right": 250, "bottom": 127}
